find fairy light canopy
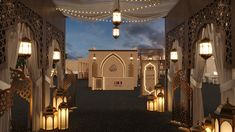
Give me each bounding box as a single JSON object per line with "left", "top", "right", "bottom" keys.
{"left": 53, "top": 0, "right": 179, "bottom": 23}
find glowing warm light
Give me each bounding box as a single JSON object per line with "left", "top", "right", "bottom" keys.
{"left": 18, "top": 37, "right": 32, "bottom": 59}
{"left": 213, "top": 71, "right": 218, "bottom": 76}
{"left": 205, "top": 127, "right": 212, "bottom": 132}
{"left": 199, "top": 38, "right": 212, "bottom": 60}
{"left": 42, "top": 106, "right": 58, "bottom": 130}
{"left": 221, "top": 121, "right": 232, "bottom": 132}
{"left": 58, "top": 101, "right": 69, "bottom": 130}
{"left": 112, "top": 9, "right": 121, "bottom": 26}
{"left": 53, "top": 48, "right": 61, "bottom": 63}
{"left": 170, "top": 48, "right": 178, "bottom": 63}
{"left": 53, "top": 88, "right": 67, "bottom": 110}
{"left": 113, "top": 26, "right": 120, "bottom": 39}
{"left": 93, "top": 54, "right": 97, "bottom": 60}
{"left": 147, "top": 95, "right": 157, "bottom": 111}
{"left": 157, "top": 91, "right": 164, "bottom": 112}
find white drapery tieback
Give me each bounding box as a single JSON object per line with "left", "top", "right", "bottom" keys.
{"left": 45, "top": 75, "right": 51, "bottom": 84}
{"left": 167, "top": 74, "right": 172, "bottom": 82}
{"left": 220, "top": 79, "right": 235, "bottom": 92}
{"left": 0, "top": 80, "right": 11, "bottom": 90}
{"left": 35, "top": 76, "right": 42, "bottom": 87}
{"left": 190, "top": 76, "right": 202, "bottom": 89}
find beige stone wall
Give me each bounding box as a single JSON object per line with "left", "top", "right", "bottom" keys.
{"left": 88, "top": 50, "right": 138, "bottom": 90}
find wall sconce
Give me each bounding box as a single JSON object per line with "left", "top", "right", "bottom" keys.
{"left": 58, "top": 100, "right": 69, "bottom": 130}
{"left": 42, "top": 106, "right": 58, "bottom": 131}
{"left": 113, "top": 26, "right": 120, "bottom": 39}
{"left": 213, "top": 98, "right": 235, "bottom": 132}
{"left": 157, "top": 91, "right": 164, "bottom": 112}
{"left": 53, "top": 88, "right": 67, "bottom": 110}
{"left": 170, "top": 48, "right": 178, "bottom": 63}
{"left": 199, "top": 38, "right": 212, "bottom": 60}
{"left": 130, "top": 54, "right": 133, "bottom": 61}
{"left": 93, "top": 54, "right": 97, "bottom": 61}
{"left": 147, "top": 94, "right": 157, "bottom": 111}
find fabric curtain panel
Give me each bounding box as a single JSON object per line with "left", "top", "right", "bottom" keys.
{"left": 0, "top": 23, "right": 23, "bottom": 132}
{"left": 209, "top": 24, "right": 233, "bottom": 104}
{"left": 24, "top": 25, "right": 42, "bottom": 131}
{"left": 191, "top": 27, "right": 208, "bottom": 125}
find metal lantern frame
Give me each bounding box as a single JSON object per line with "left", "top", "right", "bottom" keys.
{"left": 199, "top": 37, "right": 213, "bottom": 60}
{"left": 42, "top": 106, "right": 58, "bottom": 131}
{"left": 18, "top": 37, "right": 32, "bottom": 59}
{"left": 213, "top": 99, "right": 235, "bottom": 132}
{"left": 58, "top": 101, "right": 69, "bottom": 130}
{"left": 112, "top": 8, "right": 121, "bottom": 26}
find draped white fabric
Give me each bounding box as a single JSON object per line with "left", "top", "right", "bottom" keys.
{"left": 23, "top": 25, "right": 42, "bottom": 131}
{"left": 167, "top": 40, "right": 182, "bottom": 112}
{"left": 190, "top": 27, "right": 207, "bottom": 125}
{"left": 53, "top": 0, "right": 179, "bottom": 22}
{"left": 208, "top": 24, "right": 233, "bottom": 105}
{"left": 0, "top": 23, "right": 23, "bottom": 132}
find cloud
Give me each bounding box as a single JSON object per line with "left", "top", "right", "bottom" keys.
{"left": 121, "top": 23, "right": 165, "bottom": 49}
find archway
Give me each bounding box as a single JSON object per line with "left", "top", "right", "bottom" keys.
{"left": 190, "top": 23, "right": 229, "bottom": 124}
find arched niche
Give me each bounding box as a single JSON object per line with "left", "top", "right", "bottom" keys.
{"left": 101, "top": 53, "right": 126, "bottom": 77}
{"left": 143, "top": 62, "right": 157, "bottom": 94}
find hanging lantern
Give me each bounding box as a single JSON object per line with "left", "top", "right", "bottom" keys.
{"left": 170, "top": 48, "right": 178, "bottom": 63}
{"left": 203, "top": 114, "right": 213, "bottom": 132}
{"left": 53, "top": 48, "right": 61, "bottom": 63}
{"left": 147, "top": 95, "right": 157, "bottom": 111}
{"left": 157, "top": 91, "right": 164, "bottom": 112}
{"left": 199, "top": 38, "right": 212, "bottom": 60}
{"left": 58, "top": 101, "right": 69, "bottom": 130}
{"left": 213, "top": 98, "right": 235, "bottom": 132}
{"left": 130, "top": 54, "right": 133, "bottom": 61}
{"left": 53, "top": 88, "right": 67, "bottom": 110}
{"left": 112, "top": 9, "right": 121, "bottom": 26}
{"left": 113, "top": 26, "right": 120, "bottom": 39}
{"left": 18, "top": 37, "right": 32, "bottom": 59}
{"left": 42, "top": 106, "right": 58, "bottom": 130}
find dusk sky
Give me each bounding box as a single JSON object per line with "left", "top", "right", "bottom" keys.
{"left": 66, "top": 18, "right": 165, "bottom": 59}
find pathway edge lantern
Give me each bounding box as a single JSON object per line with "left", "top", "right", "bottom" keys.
{"left": 42, "top": 106, "right": 58, "bottom": 131}
{"left": 58, "top": 100, "right": 69, "bottom": 130}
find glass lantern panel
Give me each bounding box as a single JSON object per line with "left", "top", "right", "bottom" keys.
{"left": 113, "top": 12, "right": 121, "bottom": 22}
{"left": 199, "top": 42, "right": 212, "bottom": 55}
{"left": 19, "top": 41, "right": 32, "bottom": 55}
{"left": 221, "top": 121, "right": 232, "bottom": 132}
{"left": 170, "top": 51, "right": 178, "bottom": 60}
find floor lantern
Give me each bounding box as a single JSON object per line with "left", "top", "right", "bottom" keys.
{"left": 42, "top": 106, "right": 58, "bottom": 131}
{"left": 157, "top": 91, "right": 164, "bottom": 112}
{"left": 147, "top": 94, "right": 157, "bottom": 111}
{"left": 213, "top": 98, "right": 235, "bottom": 132}
{"left": 203, "top": 114, "right": 213, "bottom": 132}
{"left": 53, "top": 88, "right": 67, "bottom": 110}
{"left": 58, "top": 100, "right": 69, "bottom": 130}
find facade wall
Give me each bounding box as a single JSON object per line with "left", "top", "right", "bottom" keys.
{"left": 88, "top": 50, "right": 138, "bottom": 90}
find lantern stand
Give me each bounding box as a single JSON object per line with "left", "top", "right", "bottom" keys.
{"left": 199, "top": 38, "right": 212, "bottom": 60}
